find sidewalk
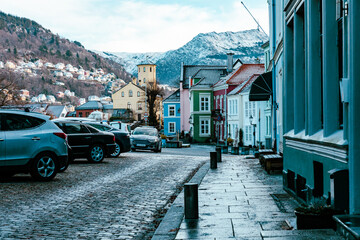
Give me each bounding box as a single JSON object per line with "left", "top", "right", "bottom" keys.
{"left": 152, "top": 153, "right": 343, "bottom": 240}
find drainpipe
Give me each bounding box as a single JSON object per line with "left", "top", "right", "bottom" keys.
{"left": 271, "top": 0, "right": 278, "bottom": 152}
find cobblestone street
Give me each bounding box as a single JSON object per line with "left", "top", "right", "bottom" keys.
{"left": 0, "top": 145, "right": 213, "bottom": 240}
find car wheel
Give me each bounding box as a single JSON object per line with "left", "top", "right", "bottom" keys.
{"left": 30, "top": 152, "right": 57, "bottom": 181}
{"left": 58, "top": 159, "right": 69, "bottom": 173}
{"left": 111, "top": 142, "right": 121, "bottom": 157}
{"left": 87, "top": 144, "right": 105, "bottom": 163}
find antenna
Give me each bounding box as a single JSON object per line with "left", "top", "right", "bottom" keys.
{"left": 241, "top": 1, "right": 267, "bottom": 35}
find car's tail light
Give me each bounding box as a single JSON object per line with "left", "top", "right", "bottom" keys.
{"left": 54, "top": 132, "right": 67, "bottom": 142}
{"left": 113, "top": 136, "right": 116, "bottom": 143}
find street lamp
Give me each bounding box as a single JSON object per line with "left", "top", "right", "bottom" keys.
{"left": 249, "top": 115, "right": 256, "bottom": 147}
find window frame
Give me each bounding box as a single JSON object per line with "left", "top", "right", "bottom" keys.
{"left": 168, "top": 105, "right": 176, "bottom": 116}
{"left": 199, "top": 116, "right": 211, "bottom": 137}
{"left": 168, "top": 122, "right": 176, "bottom": 133}
{"left": 199, "top": 93, "right": 210, "bottom": 112}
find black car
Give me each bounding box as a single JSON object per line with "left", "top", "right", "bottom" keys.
{"left": 130, "top": 126, "right": 162, "bottom": 153}
{"left": 84, "top": 122, "right": 131, "bottom": 157}
{"left": 53, "top": 120, "right": 116, "bottom": 163}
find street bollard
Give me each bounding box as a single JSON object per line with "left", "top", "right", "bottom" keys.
{"left": 184, "top": 183, "right": 198, "bottom": 219}
{"left": 216, "top": 146, "right": 222, "bottom": 162}
{"left": 210, "top": 152, "right": 217, "bottom": 169}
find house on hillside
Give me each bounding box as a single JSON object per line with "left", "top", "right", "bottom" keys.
{"left": 46, "top": 105, "right": 68, "bottom": 119}
{"left": 163, "top": 89, "right": 180, "bottom": 136}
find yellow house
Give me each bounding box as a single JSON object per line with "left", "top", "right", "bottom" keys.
{"left": 112, "top": 82, "right": 146, "bottom": 121}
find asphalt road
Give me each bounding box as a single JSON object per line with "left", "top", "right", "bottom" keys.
{"left": 0, "top": 145, "right": 214, "bottom": 240}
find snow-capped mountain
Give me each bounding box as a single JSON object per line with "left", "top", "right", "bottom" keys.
{"left": 96, "top": 29, "right": 268, "bottom": 85}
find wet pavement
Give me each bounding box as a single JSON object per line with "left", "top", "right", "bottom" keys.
{"left": 153, "top": 152, "right": 344, "bottom": 240}
{"left": 0, "top": 146, "right": 214, "bottom": 240}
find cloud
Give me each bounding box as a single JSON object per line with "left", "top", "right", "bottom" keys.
{"left": 0, "top": 0, "right": 269, "bottom": 52}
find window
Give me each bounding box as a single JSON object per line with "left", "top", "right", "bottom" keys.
{"left": 169, "top": 122, "right": 175, "bottom": 133}
{"left": 4, "top": 113, "right": 45, "bottom": 131}
{"left": 200, "top": 94, "right": 210, "bottom": 112}
{"left": 121, "top": 91, "right": 124, "bottom": 97}
{"left": 79, "top": 112, "right": 83, "bottom": 117}
{"left": 127, "top": 102, "right": 131, "bottom": 109}
{"left": 64, "top": 123, "right": 90, "bottom": 134}
{"left": 138, "top": 68, "right": 140, "bottom": 72}
{"left": 143, "top": 67, "right": 146, "bottom": 72}
{"left": 144, "top": 78, "right": 146, "bottom": 83}
{"left": 245, "top": 101, "right": 249, "bottom": 117}
{"left": 137, "top": 103, "right": 142, "bottom": 110}
{"left": 150, "top": 67, "right": 152, "bottom": 72}
{"left": 169, "top": 105, "right": 175, "bottom": 116}
{"left": 137, "top": 91, "right": 140, "bottom": 97}
{"left": 86, "top": 112, "right": 89, "bottom": 117}
{"left": 200, "top": 117, "right": 210, "bottom": 136}
{"left": 245, "top": 125, "right": 252, "bottom": 143}
{"left": 129, "top": 90, "right": 133, "bottom": 97}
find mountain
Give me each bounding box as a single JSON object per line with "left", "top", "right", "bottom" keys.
{"left": 0, "top": 11, "right": 132, "bottom": 100}
{"left": 96, "top": 29, "right": 268, "bottom": 85}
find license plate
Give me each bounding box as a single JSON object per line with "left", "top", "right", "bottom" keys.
{"left": 137, "top": 144, "right": 146, "bottom": 147}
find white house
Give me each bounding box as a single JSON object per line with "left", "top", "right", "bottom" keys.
{"left": 227, "top": 74, "right": 268, "bottom": 147}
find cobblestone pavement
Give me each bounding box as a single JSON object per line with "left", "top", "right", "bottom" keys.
{"left": 0, "top": 145, "right": 213, "bottom": 240}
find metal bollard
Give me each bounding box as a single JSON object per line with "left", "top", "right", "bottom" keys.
{"left": 216, "top": 146, "right": 222, "bottom": 162}
{"left": 184, "top": 183, "right": 198, "bottom": 219}
{"left": 210, "top": 152, "right": 217, "bottom": 169}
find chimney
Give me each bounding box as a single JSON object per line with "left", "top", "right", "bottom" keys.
{"left": 227, "top": 53, "right": 234, "bottom": 73}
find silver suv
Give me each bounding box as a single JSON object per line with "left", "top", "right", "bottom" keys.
{"left": 0, "top": 110, "right": 68, "bottom": 181}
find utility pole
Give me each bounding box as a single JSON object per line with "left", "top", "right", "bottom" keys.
{"left": 241, "top": 1, "right": 268, "bottom": 36}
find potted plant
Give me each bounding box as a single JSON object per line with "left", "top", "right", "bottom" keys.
{"left": 295, "top": 198, "right": 341, "bottom": 230}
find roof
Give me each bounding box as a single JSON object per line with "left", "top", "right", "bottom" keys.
{"left": 228, "top": 74, "right": 260, "bottom": 96}
{"left": 163, "top": 89, "right": 180, "bottom": 102}
{"left": 181, "top": 65, "right": 227, "bottom": 89}
{"left": 113, "top": 82, "right": 145, "bottom": 95}
{"left": 75, "top": 101, "right": 103, "bottom": 110}
{"left": 137, "top": 61, "right": 156, "bottom": 66}
{"left": 191, "top": 68, "right": 227, "bottom": 88}
{"left": 213, "top": 64, "right": 264, "bottom": 88}
{"left": 103, "top": 104, "right": 113, "bottom": 110}
{"left": 46, "top": 105, "right": 67, "bottom": 118}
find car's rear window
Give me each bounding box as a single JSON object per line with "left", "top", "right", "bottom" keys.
{"left": 4, "top": 113, "right": 45, "bottom": 131}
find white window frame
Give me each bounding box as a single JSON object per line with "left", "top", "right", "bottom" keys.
{"left": 168, "top": 105, "right": 175, "bottom": 116}
{"left": 168, "top": 122, "right": 176, "bottom": 133}
{"left": 199, "top": 117, "right": 211, "bottom": 137}
{"left": 245, "top": 101, "right": 249, "bottom": 117}
{"left": 199, "top": 93, "right": 210, "bottom": 112}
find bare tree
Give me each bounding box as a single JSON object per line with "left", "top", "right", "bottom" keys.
{"left": 146, "top": 83, "right": 164, "bottom": 128}
{"left": 0, "top": 70, "right": 24, "bottom": 106}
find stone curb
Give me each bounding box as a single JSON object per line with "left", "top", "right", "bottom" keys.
{"left": 151, "top": 162, "right": 210, "bottom": 240}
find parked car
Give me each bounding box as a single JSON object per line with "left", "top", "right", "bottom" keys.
{"left": 109, "top": 121, "right": 131, "bottom": 133}
{"left": 130, "top": 126, "right": 162, "bottom": 152}
{"left": 53, "top": 120, "right": 116, "bottom": 163}
{"left": 0, "top": 110, "right": 68, "bottom": 181}
{"left": 84, "top": 122, "right": 131, "bottom": 157}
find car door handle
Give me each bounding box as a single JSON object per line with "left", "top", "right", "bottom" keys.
{"left": 32, "top": 137, "right": 41, "bottom": 141}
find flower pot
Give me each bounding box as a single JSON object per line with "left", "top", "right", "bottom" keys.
{"left": 295, "top": 210, "right": 335, "bottom": 230}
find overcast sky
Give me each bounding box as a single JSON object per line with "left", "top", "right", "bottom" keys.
{"left": 0, "top": 0, "right": 269, "bottom": 53}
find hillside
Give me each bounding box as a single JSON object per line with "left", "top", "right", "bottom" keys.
{"left": 96, "top": 29, "right": 268, "bottom": 85}
{"left": 0, "top": 11, "right": 132, "bottom": 99}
